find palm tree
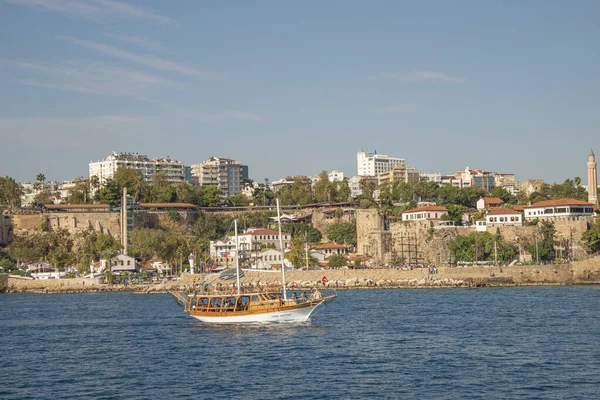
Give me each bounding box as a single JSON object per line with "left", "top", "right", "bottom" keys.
{"left": 36, "top": 173, "right": 46, "bottom": 184}
{"left": 89, "top": 175, "right": 100, "bottom": 200}
{"left": 101, "top": 248, "right": 120, "bottom": 284}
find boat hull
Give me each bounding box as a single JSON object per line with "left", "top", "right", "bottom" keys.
{"left": 189, "top": 301, "right": 323, "bottom": 324}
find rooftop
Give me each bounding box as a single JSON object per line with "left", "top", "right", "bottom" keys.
{"left": 403, "top": 206, "right": 448, "bottom": 213}
{"left": 526, "top": 199, "right": 594, "bottom": 208}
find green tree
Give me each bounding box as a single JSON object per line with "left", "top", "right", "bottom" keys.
{"left": 79, "top": 230, "right": 121, "bottom": 274}
{"left": 46, "top": 229, "right": 76, "bottom": 270}
{"left": 33, "top": 173, "right": 46, "bottom": 191}
{"left": 201, "top": 186, "right": 223, "bottom": 207}
{"left": 335, "top": 178, "right": 352, "bottom": 202}
{"left": 328, "top": 253, "right": 347, "bottom": 269}
{"left": 150, "top": 173, "right": 176, "bottom": 203}
{"left": 4, "top": 236, "right": 42, "bottom": 267}
{"left": 326, "top": 220, "right": 357, "bottom": 247}
{"left": 226, "top": 194, "right": 251, "bottom": 207}
{"left": 582, "top": 219, "right": 600, "bottom": 253}
{"left": 0, "top": 176, "right": 24, "bottom": 209}
{"left": 278, "top": 181, "right": 314, "bottom": 206}
{"left": 113, "top": 167, "right": 147, "bottom": 201}
{"left": 253, "top": 185, "right": 274, "bottom": 206}
{"left": 286, "top": 236, "right": 318, "bottom": 268}
{"left": 442, "top": 204, "right": 466, "bottom": 226}
{"left": 281, "top": 222, "right": 322, "bottom": 242}
{"left": 33, "top": 189, "right": 56, "bottom": 207}
{"left": 490, "top": 186, "right": 517, "bottom": 205}
{"left": 312, "top": 171, "right": 331, "bottom": 203}
{"left": 528, "top": 220, "right": 556, "bottom": 262}
{"left": 96, "top": 179, "right": 121, "bottom": 207}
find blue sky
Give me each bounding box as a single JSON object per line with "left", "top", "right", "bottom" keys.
{"left": 1, "top": 0, "right": 599, "bottom": 184}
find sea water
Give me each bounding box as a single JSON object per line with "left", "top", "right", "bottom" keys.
{"left": 1, "top": 287, "right": 599, "bottom": 399}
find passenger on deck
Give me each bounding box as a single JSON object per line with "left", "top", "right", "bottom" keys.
{"left": 301, "top": 292, "right": 307, "bottom": 302}
{"left": 293, "top": 292, "right": 299, "bottom": 303}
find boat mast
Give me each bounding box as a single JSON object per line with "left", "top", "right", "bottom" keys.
{"left": 234, "top": 219, "right": 241, "bottom": 295}
{"left": 276, "top": 198, "right": 287, "bottom": 300}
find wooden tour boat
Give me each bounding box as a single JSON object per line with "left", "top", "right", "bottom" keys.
{"left": 174, "top": 199, "right": 336, "bottom": 323}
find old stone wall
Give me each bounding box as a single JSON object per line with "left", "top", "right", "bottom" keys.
{"left": 356, "top": 209, "right": 388, "bottom": 261}
{"left": 0, "top": 212, "right": 13, "bottom": 245}
{"left": 358, "top": 210, "right": 599, "bottom": 266}
{"left": 310, "top": 208, "right": 356, "bottom": 239}
{"left": 0, "top": 273, "right": 7, "bottom": 292}
{"left": 182, "top": 262, "right": 587, "bottom": 287}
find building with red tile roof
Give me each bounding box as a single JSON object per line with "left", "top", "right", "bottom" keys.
{"left": 401, "top": 206, "right": 448, "bottom": 221}
{"left": 524, "top": 199, "right": 595, "bottom": 220}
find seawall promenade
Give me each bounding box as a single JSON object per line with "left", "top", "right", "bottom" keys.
{"left": 4, "top": 257, "right": 600, "bottom": 294}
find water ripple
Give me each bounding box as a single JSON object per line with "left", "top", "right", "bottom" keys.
{"left": 1, "top": 287, "right": 599, "bottom": 399}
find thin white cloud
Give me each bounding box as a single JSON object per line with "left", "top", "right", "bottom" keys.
{"left": 2, "top": 59, "right": 172, "bottom": 99}
{"left": 58, "top": 36, "right": 212, "bottom": 78}
{"left": 372, "top": 104, "right": 412, "bottom": 114}
{"left": 4, "top": 0, "right": 175, "bottom": 25}
{"left": 369, "top": 70, "right": 465, "bottom": 83}
{"left": 408, "top": 71, "right": 465, "bottom": 83}
{"left": 105, "top": 33, "right": 167, "bottom": 51}
{"left": 0, "top": 115, "right": 156, "bottom": 148}
{"left": 181, "top": 110, "right": 264, "bottom": 123}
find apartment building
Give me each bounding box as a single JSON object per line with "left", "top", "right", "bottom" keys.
{"left": 357, "top": 150, "right": 405, "bottom": 177}
{"left": 378, "top": 165, "right": 420, "bottom": 187}
{"left": 190, "top": 157, "right": 248, "bottom": 197}
{"left": 89, "top": 152, "right": 185, "bottom": 186}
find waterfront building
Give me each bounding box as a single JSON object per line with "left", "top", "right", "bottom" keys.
{"left": 253, "top": 249, "right": 290, "bottom": 270}
{"left": 476, "top": 197, "right": 504, "bottom": 210}
{"left": 588, "top": 150, "right": 598, "bottom": 205}
{"left": 378, "top": 165, "right": 420, "bottom": 187}
{"left": 485, "top": 208, "right": 523, "bottom": 226}
{"left": 401, "top": 205, "right": 448, "bottom": 221}
{"left": 314, "top": 242, "right": 349, "bottom": 256}
{"left": 190, "top": 157, "right": 248, "bottom": 197}
{"left": 357, "top": 150, "right": 405, "bottom": 177}
{"left": 524, "top": 199, "right": 595, "bottom": 220}
{"left": 237, "top": 228, "right": 291, "bottom": 251}
{"left": 209, "top": 228, "right": 291, "bottom": 267}
{"left": 89, "top": 152, "right": 185, "bottom": 186}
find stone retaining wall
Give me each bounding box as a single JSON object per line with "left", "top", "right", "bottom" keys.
{"left": 6, "top": 257, "right": 600, "bottom": 294}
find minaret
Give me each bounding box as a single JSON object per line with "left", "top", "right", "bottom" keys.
{"left": 588, "top": 150, "right": 598, "bottom": 205}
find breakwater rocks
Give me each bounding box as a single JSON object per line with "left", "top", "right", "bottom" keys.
{"left": 5, "top": 259, "right": 600, "bottom": 294}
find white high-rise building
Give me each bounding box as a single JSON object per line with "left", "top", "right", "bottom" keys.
{"left": 357, "top": 150, "right": 405, "bottom": 177}
{"left": 89, "top": 152, "right": 185, "bottom": 186}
